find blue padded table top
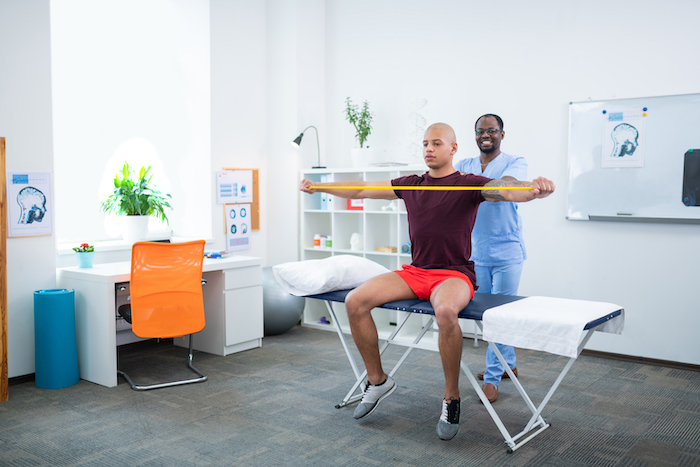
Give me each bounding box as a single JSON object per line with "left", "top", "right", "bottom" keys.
{"left": 307, "top": 289, "right": 525, "bottom": 321}
{"left": 306, "top": 289, "right": 622, "bottom": 331}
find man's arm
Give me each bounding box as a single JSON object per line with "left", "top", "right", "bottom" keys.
{"left": 299, "top": 179, "right": 398, "bottom": 200}
{"left": 482, "top": 177, "right": 555, "bottom": 202}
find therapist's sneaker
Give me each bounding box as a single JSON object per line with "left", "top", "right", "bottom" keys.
{"left": 353, "top": 376, "right": 396, "bottom": 419}
{"left": 436, "top": 398, "right": 460, "bottom": 440}
{"left": 482, "top": 383, "right": 498, "bottom": 403}
{"left": 477, "top": 367, "right": 518, "bottom": 380}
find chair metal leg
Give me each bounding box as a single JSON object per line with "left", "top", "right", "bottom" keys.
{"left": 117, "top": 333, "right": 208, "bottom": 391}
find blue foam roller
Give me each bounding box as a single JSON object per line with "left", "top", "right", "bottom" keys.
{"left": 34, "top": 289, "right": 80, "bottom": 389}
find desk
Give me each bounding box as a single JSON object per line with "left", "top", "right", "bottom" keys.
{"left": 57, "top": 255, "right": 263, "bottom": 388}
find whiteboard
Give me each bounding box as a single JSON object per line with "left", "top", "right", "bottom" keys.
{"left": 567, "top": 93, "right": 700, "bottom": 223}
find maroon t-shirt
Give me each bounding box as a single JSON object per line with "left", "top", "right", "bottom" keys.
{"left": 392, "top": 171, "right": 492, "bottom": 287}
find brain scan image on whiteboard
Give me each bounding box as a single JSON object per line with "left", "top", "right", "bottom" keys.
{"left": 610, "top": 123, "right": 639, "bottom": 158}
{"left": 602, "top": 113, "right": 645, "bottom": 168}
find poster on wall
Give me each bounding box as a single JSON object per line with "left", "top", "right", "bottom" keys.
{"left": 216, "top": 170, "right": 254, "bottom": 205}
{"left": 225, "top": 203, "right": 251, "bottom": 252}
{"left": 601, "top": 111, "right": 646, "bottom": 168}
{"left": 7, "top": 172, "right": 53, "bottom": 237}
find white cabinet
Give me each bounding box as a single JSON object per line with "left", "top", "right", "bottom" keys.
{"left": 175, "top": 264, "right": 263, "bottom": 356}
{"left": 300, "top": 166, "right": 446, "bottom": 347}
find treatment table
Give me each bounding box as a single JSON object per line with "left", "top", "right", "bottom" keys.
{"left": 307, "top": 289, "right": 624, "bottom": 453}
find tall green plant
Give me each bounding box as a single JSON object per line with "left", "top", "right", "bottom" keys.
{"left": 344, "top": 97, "right": 373, "bottom": 148}
{"left": 101, "top": 162, "right": 172, "bottom": 223}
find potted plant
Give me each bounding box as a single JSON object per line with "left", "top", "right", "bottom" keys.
{"left": 101, "top": 162, "right": 172, "bottom": 243}
{"left": 344, "top": 97, "right": 374, "bottom": 167}
{"left": 73, "top": 243, "right": 95, "bottom": 268}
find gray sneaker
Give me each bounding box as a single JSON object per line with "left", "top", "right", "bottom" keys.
{"left": 436, "top": 398, "right": 460, "bottom": 440}
{"left": 353, "top": 376, "right": 397, "bottom": 419}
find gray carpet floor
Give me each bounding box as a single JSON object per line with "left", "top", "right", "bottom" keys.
{"left": 1, "top": 325, "right": 699, "bottom": 466}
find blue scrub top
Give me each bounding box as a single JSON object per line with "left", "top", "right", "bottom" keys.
{"left": 454, "top": 152, "right": 528, "bottom": 267}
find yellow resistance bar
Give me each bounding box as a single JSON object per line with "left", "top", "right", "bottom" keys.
{"left": 308, "top": 185, "right": 533, "bottom": 191}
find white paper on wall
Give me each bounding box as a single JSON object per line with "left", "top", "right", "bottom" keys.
{"left": 7, "top": 172, "right": 54, "bottom": 237}
{"left": 217, "top": 170, "right": 253, "bottom": 204}
{"left": 225, "top": 203, "right": 251, "bottom": 251}
{"left": 601, "top": 111, "right": 646, "bottom": 168}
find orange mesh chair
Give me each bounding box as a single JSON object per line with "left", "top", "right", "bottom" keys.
{"left": 117, "top": 240, "right": 208, "bottom": 390}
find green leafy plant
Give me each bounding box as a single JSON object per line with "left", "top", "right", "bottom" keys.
{"left": 73, "top": 243, "right": 94, "bottom": 253}
{"left": 101, "top": 162, "right": 172, "bottom": 223}
{"left": 344, "top": 97, "right": 373, "bottom": 148}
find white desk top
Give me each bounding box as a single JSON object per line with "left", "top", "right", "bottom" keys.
{"left": 57, "top": 254, "right": 263, "bottom": 284}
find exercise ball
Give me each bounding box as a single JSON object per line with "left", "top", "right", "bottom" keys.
{"left": 263, "top": 267, "right": 305, "bottom": 336}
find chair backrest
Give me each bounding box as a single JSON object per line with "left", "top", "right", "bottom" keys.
{"left": 129, "top": 240, "right": 206, "bottom": 338}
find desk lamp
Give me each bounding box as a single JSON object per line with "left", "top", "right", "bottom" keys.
{"left": 291, "top": 125, "right": 324, "bottom": 169}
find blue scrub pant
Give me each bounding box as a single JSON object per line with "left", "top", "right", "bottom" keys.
{"left": 475, "top": 262, "right": 523, "bottom": 386}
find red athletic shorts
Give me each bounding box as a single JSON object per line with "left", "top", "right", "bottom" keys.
{"left": 394, "top": 264, "right": 475, "bottom": 301}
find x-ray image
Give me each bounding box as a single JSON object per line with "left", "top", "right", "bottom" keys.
{"left": 609, "top": 123, "right": 639, "bottom": 158}
{"left": 7, "top": 172, "right": 53, "bottom": 237}
{"left": 602, "top": 113, "right": 645, "bottom": 168}
{"left": 17, "top": 186, "right": 47, "bottom": 224}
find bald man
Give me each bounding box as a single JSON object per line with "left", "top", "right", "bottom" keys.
{"left": 300, "top": 123, "right": 555, "bottom": 441}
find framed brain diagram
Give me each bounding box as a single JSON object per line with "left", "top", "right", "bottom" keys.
{"left": 7, "top": 172, "right": 53, "bottom": 237}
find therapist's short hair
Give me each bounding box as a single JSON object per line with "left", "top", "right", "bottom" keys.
{"left": 475, "top": 114, "right": 504, "bottom": 131}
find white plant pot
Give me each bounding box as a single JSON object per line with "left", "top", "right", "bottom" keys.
{"left": 351, "top": 148, "right": 373, "bottom": 168}
{"left": 119, "top": 215, "right": 150, "bottom": 244}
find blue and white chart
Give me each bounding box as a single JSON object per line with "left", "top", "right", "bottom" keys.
{"left": 216, "top": 170, "right": 253, "bottom": 205}
{"left": 225, "top": 203, "right": 251, "bottom": 251}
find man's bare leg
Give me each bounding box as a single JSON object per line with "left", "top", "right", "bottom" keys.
{"left": 345, "top": 272, "right": 417, "bottom": 385}
{"left": 431, "top": 278, "right": 472, "bottom": 440}
{"left": 431, "top": 278, "right": 472, "bottom": 399}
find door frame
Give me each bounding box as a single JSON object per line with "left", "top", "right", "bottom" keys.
{"left": 1, "top": 137, "right": 8, "bottom": 402}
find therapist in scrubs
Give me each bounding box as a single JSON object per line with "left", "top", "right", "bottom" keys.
{"left": 455, "top": 114, "right": 527, "bottom": 403}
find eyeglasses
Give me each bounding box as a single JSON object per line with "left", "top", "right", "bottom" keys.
{"left": 475, "top": 128, "right": 502, "bottom": 136}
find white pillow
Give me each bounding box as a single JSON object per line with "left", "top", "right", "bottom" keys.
{"left": 272, "top": 255, "right": 391, "bottom": 296}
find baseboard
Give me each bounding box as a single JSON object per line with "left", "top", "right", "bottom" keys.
{"left": 9, "top": 338, "right": 176, "bottom": 386}
{"left": 581, "top": 349, "right": 700, "bottom": 372}
{"left": 9, "top": 374, "right": 35, "bottom": 386}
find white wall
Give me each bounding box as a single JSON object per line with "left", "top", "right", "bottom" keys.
{"left": 264, "top": 0, "right": 326, "bottom": 265}
{"left": 210, "top": 0, "right": 268, "bottom": 260}
{"left": 0, "top": 0, "right": 57, "bottom": 377}
{"left": 322, "top": 0, "right": 700, "bottom": 364}
{"left": 210, "top": 0, "right": 324, "bottom": 266}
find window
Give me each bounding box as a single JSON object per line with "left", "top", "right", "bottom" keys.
{"left": 50, "top": 0, "right": 211, "bottom": 243}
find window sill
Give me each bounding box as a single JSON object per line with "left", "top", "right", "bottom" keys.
{"left": 57, "top": 235, "right": 213, "bottom": 256}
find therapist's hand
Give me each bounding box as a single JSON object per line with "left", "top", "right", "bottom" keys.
{"left": 300, "top": 179, "right": 316, "bottom": 194}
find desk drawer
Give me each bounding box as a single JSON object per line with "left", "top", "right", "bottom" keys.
{"left": 224, "top": 266, "right": 262, "bottom": 290}
{"left": 225, "top": 285, "right": 263, "bottom": 346}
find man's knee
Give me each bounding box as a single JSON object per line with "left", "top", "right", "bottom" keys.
{"left": 345, "top": 289, "right": 373, "bottom": 319}
{"left": 434, "top": 303, "right": 461, "bottom": 329}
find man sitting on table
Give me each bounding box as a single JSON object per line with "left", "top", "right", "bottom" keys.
{"left": 299, "top": 122, "right": 555, "bottom": 441}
